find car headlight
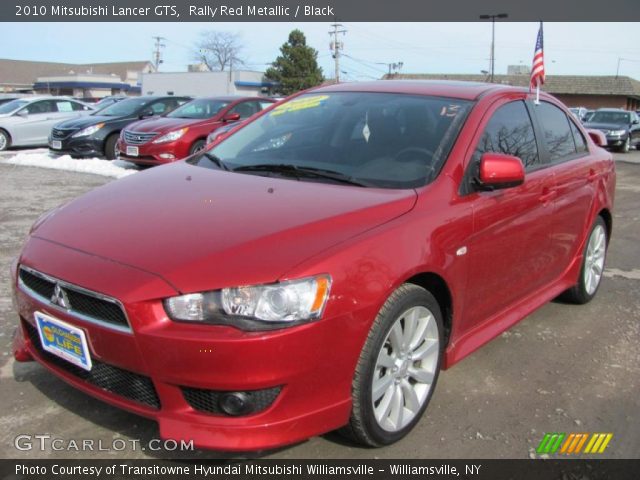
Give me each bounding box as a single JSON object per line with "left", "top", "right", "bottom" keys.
{"left": 71, "top": 123, "right": 104, "bottom": 138}
{"left": 152, "top": 128, "right": 188, "bottom": 144}
{"left": 610, "top": 129, "right": 626, "bottom": 136}
{"left": 164, "top": 275, "right": 331, "bottom": 329}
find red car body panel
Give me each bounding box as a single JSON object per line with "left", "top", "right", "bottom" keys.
{"left": 12, "top": 81, "right": 615, "bottom": 451}
{"left": 117, "top": 97, "right": 275, "bottom": 166}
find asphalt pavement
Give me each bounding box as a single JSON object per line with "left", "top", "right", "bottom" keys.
{"left": 0, "top": 151, "right": 638, "bottom": 459}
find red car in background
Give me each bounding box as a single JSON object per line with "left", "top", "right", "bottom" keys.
{"left": 117, "top": 96, "right": 275, "bottom": 166}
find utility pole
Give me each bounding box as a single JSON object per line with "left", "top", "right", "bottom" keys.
{"left": 377, "top": 62, "right": 404, "bottom": 77}
{"left": 152, "top": 36, "right": 166, "bottom": 72}
{"left": 329, "top": 23, "right": 347, "bottom": 83}
{"left": 479, "top": 13, "right": 508, "bottom": 82}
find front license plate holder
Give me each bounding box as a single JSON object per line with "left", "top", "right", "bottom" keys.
{"left": 34, "top": 311, "right": 92, "bottom": 371}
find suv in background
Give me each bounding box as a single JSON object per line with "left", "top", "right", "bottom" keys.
{"left": 583, "top": 108, "right": 640, "bottom": 152}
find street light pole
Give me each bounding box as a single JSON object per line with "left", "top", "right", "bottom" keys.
{"left": 479, "top": 13, "right": 508, "bottom": 83}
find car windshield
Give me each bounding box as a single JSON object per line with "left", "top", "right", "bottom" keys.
{"left": 167, "top": 98, "right": 229, "bottom": 119}
{"left": 589, "top": 111, "right": 631, "bottom": 125}
{"left": 190, "top": 92, "right": 472, "bottom": 189}
{"left": 0, "top": 99, "right": 28, "bottom": 114}
{"left": 97, "top": 98, "right": 150, "bottom": 117}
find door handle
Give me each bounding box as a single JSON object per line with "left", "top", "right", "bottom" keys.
{"left": 539, "top": 187, "right": 557, "bottom": 203}
{"left": 587, "top": 169, "right": 598, "bottom": 183}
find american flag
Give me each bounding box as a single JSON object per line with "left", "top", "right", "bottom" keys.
{"left": 530, "top": 22, "right": 545, "bottom": 90}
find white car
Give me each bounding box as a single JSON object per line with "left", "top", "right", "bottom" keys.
{"left": 0, "top": 96, "right": 94, "bottom": 151}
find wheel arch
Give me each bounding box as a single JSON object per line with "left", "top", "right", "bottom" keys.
{"left": 403, "top": 272, "right": 453, "bottom": 347}
{"left": 598, "top": 208, "right": 612, "bottom": 243}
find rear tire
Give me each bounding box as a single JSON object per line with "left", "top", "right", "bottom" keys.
{"left": 340, "top": 284, "right": 444, "bottom": 447}
{"left": 104, "top": 134, "right": 119, "bottom": 160}
{"left": 562, "top": 216, "right": 608, "bottom": 304}
{"left": 189, "top": 140, "right": 206, "bottom": 156}
{"left": 0, "top": 129, "right": 10, "bottom": 151}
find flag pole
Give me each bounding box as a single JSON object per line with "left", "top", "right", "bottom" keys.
{"left": 535, "top": 83, "right": 540, "bottom": 105}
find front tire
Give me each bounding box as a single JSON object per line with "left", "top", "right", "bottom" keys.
{"left": 189, "top": 140, "right": 206, "bottom": 156}
{"left": 562, "top": 216, "right": 608, "bottom": 304}
{"left": 104, "top": 134, "right": 119, "bottom": 160}
{"left": 0, "top": 129, "right": 10, "bottom": 151}
{"left": 341, "top": 284, "right": 444, "bottom": 447}
{"left": 619, "top": 137, "right": 630, "bottom": 153}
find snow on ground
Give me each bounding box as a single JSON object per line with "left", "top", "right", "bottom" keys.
{"left": 0, "top": 150, "right": 138, "bottom": 179}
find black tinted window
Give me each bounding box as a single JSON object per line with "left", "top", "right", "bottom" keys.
{"left": 536, "top": 102, "right": 577, "bottom": 161}
{"left": 477, "top": 101, "right": 539, "bottom": 169}
{"left": 26, "top": 100, "right": 57, "bottom": 114}
{"left": 569, "top": 120, "right": 588, "bottom": 154}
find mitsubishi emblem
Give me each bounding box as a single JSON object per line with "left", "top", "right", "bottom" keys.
{"left": 51, "top": 284, "right": 70, "bottom": 309}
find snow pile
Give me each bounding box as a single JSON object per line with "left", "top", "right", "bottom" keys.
{"left": 1, "top": 151, "right": 138, "bottom": 179}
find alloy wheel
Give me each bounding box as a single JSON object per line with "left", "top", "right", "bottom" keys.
{"left": 372, "top": 306, "right": 440, "bottom": 432}
{"left": 584, "top": 224, "right": 606, "bottom": 295}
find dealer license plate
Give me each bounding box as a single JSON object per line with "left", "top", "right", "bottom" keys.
{"left": 126, "top": 146, "right": 139, "bottom": 157}
{"left": 51, "top": 140, "right": 62, "bottom": 150}
{"left": 35, "top": 311, "right": 92, "bottom": 371}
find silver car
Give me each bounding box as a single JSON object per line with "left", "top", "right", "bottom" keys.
{"left": 0, "top": 96, "right": 94, "bottom": 151}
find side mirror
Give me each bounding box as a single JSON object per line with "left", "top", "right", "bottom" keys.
{"left": 586, "top": 129, "right": 607, "bottom": 147}
{"left": 632, "top": 119, "right": 639, "bottom": 125}
{"left": 15, "top": 109, "right": 28, "bottom": 118}
{"left": 475, "top": 153, "right": 525, "bottom": 191}
{"left": 223, "top": 112, "right": 241, "bottom": 123}
{"left": 139, "top": 109, "right": 155, "bottom": 119}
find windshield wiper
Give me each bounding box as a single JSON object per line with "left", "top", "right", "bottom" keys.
{"left": 202, "top": 152, "right": 230, "bottom": 171}
{"left": 233, "top": 163, "right": 368, "bottom": 187}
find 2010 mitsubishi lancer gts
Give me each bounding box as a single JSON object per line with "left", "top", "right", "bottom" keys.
{"left": 11, "top": 80, "right": 615, "bottom": 451}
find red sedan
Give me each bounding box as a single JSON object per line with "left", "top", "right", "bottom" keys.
{"left": 12, "top": 81, "right": 615, "bottom": 451}
{"left": 116, "top": 96, "right": 275, "bottom": 166}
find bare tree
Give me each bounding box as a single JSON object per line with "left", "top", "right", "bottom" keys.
{"left": 194, "top": 31, "right": 245, "bottom": 71}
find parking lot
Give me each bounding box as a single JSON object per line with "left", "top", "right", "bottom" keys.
{"left": 0, "top": 151, "right": 638, "bottom": 459}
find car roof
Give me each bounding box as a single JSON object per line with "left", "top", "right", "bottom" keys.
{"left": 193, "top": 96, "right": 275, "bottom": 102}
{"left": 595, "top": 108, "right": 629, "bottom": 112}
{"left": 314, "top": 80, "right": 528, "bottom": 100}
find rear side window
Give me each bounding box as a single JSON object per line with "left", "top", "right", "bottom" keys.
{"left": 569, "top": 120, "right": 588, "bottom": 153}
{"left": 477, "top": 100, "right": 540, "bottom": 169}
{"left": 535, "top": 102, "right": 578, "bottom": 161}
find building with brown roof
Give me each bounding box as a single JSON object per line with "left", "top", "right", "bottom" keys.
{"left": 0, "top": 59, "right": 155, "bottom": 98}
{"left": 385, "top": 73, "right": 640, "bottom": 110}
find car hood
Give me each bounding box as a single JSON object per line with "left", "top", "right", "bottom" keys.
{"left": 54, "top": 114, "right": 127, "bottom": 130}
{"left": 32, "top": 161, "right": 417, "bottom": 294}
{"left": 126, "top": 116, "right": 210, "bottom": 133}
{"left": 584, "top": 122, "right": 627, "bottom": 131}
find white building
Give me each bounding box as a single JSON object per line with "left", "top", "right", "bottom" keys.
{"left": 141, "top": 70, "right": 278, "bottom": 97}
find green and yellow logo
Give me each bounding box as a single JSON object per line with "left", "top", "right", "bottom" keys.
{"left": 537, "top": 433, "right": 613, "bottom": 455}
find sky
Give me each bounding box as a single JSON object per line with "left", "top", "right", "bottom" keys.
{"left": 1, "top": 22, "right": 639, "bottom": 80}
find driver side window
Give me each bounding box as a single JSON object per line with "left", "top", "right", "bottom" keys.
{"left": 476, "top": 101, "right": 540, "bottom": 169}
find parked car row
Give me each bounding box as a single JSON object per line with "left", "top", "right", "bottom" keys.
{"left": 569, "top": 106, "right": 640, "bottom": 153}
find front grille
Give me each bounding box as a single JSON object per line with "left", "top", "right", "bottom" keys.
{"left": 123, "top": 131, "right": 157, "bottom": 145}
{"left": 182, "top": 386, "right": 281, "bottom": 415}
{"left": 51, "top": 128, "right": 75, "bottom": 140}
{"left": 24, "top": 320, "right": 160, "bottom": 409}
{"left": 18, "top": 266, "right": 130, "bottom": 331}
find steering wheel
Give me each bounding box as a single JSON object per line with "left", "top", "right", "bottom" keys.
{"left": 394, "top": 146, "right": 435, "bottom": 163}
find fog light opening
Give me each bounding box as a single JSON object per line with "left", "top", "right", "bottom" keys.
{"left": 219, "top": 392, "right": 254, "bottom": 416}
{"left": 159, "top": 153, "right": 176, "bottom": 160}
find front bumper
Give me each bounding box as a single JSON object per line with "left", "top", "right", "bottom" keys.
{"left": 49, "top": 135, "right": 104, "bottom": 158}
{"left": 11, "top": 238, "right": 357, "bottom": 451}
{"left": 604, "top": 133, "right": 628, "bottom": 148}
{"left": 116, "top": 138, "right": 187, "bottom": 166}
